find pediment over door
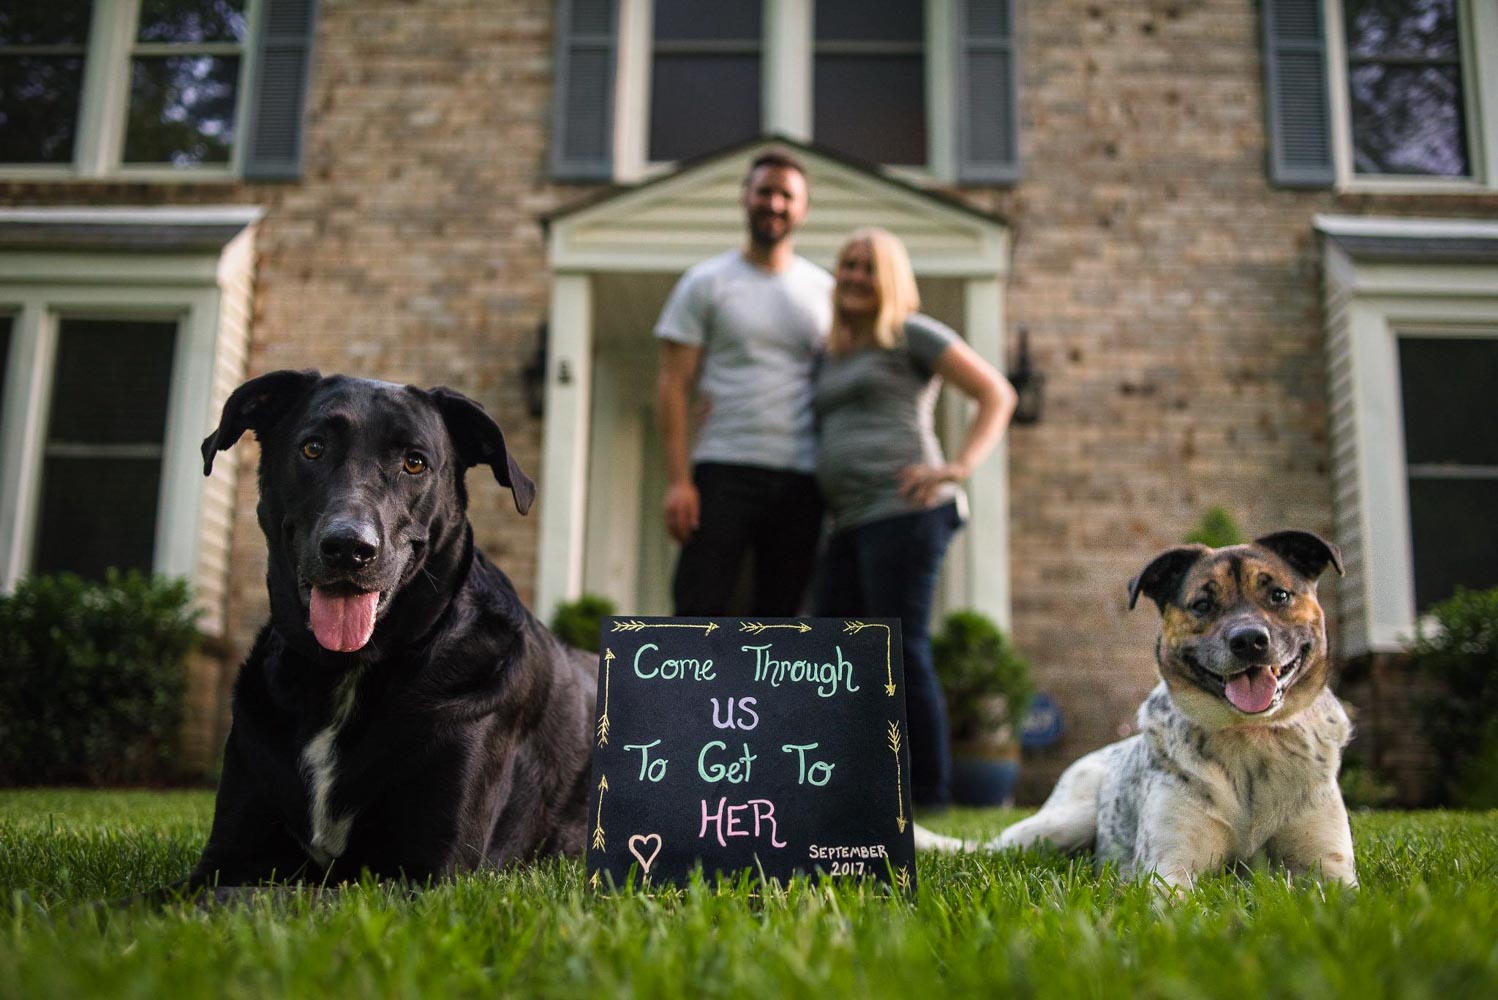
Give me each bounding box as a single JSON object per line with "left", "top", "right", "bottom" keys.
{"left": 547, "top": 135, "right": 1009, "bottom": 277}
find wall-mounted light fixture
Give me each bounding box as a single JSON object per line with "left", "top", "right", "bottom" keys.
{"left": 522, "top": 322, "right": 548, "bottom": 419}
{"left": 1009, "top": 327, "right": 1045, "bottom": 425}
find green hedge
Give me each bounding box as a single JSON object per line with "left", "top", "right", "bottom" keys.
{"left": 1411, "top": 587, "right": 1498, "bottom": 808}
{"left": 550, "top": 593, "right": 616, "bottom": 653}
{"left": 0, "top": 571, "right": 198, "bottom": 786}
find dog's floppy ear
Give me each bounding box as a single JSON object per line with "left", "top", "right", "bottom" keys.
{"left": 430, "top": 387, "right": 536, "bottom": 515}
{"left": 1128, "top": 545, "right": 1208, "bottom": 612}
{"left": 1253, "top": 530, "right": 1344, "bottom": 581}
{"left": 202, "top": 369, "right": 321, "bottom": 475}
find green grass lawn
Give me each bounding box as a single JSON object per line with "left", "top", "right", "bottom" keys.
{"left": 2, "top": 790, "right": 1496, "bottom": 999}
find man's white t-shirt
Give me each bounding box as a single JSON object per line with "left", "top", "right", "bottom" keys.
{"left": 654, "top": 251, "right": 834, "bottom": 474}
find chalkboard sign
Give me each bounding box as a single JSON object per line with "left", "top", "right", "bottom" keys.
{"left": 585, "top": 617, "right": 917, "bottom": 893}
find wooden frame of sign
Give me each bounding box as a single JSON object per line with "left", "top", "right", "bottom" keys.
{"left": 585, "top": 617, "right": 917, "bottom": 893}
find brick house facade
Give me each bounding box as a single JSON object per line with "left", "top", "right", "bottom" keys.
{"left": 2, "top": 0, "right": 1494, "bottom": 802}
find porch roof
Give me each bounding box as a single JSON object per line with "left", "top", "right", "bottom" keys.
{"left": 546, "top": 135, "right": 1009, "bottom": 278}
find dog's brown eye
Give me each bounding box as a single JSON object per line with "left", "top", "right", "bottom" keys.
{"left": 301, "top": 439, "right": 324, "bottom": 460}
{"left": 1190, "top": 597, "right": 1213, "bottom": 615}
{"left": 403, "top": 452, "right": 427, "bottom": 475}
{"left": 1270, "top": 587, "right": 1291, "bottom": 605}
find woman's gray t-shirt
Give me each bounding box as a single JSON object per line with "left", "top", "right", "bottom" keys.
{"left": 813, "top": 313, "right": 964, "bottom": 534}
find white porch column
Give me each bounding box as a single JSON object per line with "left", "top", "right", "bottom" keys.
{"left": 963, "top": 277, "right": 1011, "bottom": 632}
{"left": 537, "top": 272, "right": 594, "bottom": 622}
{"left": 0, "top": 304, "right": 54, "bottom": 589}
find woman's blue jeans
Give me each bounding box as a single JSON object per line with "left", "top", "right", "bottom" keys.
{"left": 813, "top": 502, "right": 962, "bottom": 808}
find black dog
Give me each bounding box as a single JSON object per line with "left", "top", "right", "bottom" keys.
{"left": 179, "top": 370, "right": 595, "bottom": 889}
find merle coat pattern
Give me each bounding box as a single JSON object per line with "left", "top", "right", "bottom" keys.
{"left": 181, "top": 371, "right": 595, "bottom": 889}
{"left": 918, "top": 531, "right": 1357, "bottom": 891}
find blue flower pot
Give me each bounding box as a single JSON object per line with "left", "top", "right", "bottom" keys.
{"left": 952, "top": 755, "right": 1019, "bottom": 807}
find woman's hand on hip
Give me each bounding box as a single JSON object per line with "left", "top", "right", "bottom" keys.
{"left": 897, "top": 462, "right": 966, "bottom": 508}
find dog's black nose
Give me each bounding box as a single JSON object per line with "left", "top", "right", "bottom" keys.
{"left": 320, "top": 521, "right": 380, "bottom": 570}
{"left": 1228, "top": 624, "right": 1271, "bottom": 662}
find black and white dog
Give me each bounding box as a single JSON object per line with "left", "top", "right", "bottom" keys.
{"left": 179, "top": 370, "right": 595, "bottom": 890}
{"left": 920, "top": 531, "right": 1357, "bottom": 891}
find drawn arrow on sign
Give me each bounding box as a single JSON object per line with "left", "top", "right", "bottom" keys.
{"left": 611, "top": 620, "right": 720, "bottom": 635}
{"left": 887, "top": 721, "right": 907, "bottom": 834}
{"left": 737, "top": 621, "right": 813, "bottom": 634}
{"left": 596, "top": 649, "right": 614, "bottom": 747}
{"left": 845, "top": 620, "right": 895, "bottom": 696}
{"left": 592, "top": 774, "right": 608, "bottom": 850}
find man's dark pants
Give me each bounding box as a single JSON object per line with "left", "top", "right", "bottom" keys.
{"left": 671, "top": 462, "right": 824, "bottom": 617}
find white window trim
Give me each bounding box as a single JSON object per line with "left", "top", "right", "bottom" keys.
{"left": 613, "top": 0, "right": 956, "bottom": 184}
{"left": 0, "top": 206, "right": 261, "bottom": 635}
{"left": 1325, "top": 0, "right": 1498, "bottom": 192}
{"left": 1318, "top": 214, "right": 1498, "bottom": 656}
{"left": 0, "top": 0, "right": 261, "bottom": 182}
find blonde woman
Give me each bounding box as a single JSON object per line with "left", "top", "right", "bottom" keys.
{"left": 813, "top": 228, "right": 1017, "bottom": 808}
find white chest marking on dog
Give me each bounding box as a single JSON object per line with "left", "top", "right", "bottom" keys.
{"left": 301, "top": 670, "right": 363, "bottom": 866}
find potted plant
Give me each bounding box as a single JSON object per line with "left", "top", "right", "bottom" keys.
{"left": 549, "top": 593, "right": 617, "bottom": 653}
{"left": 933, "top": 610, "right": 1035, "bottom": 807}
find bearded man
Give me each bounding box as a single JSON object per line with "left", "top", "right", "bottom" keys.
{"left": 654, "top": 150, "right": 833, "bottom": 616}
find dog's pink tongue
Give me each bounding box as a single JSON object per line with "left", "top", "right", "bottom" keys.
{"left": 1225, "top": 666, "right": 1277, "bottom": 714}
{"left": 309, "top": 587, "right": 378, "bottom": 652}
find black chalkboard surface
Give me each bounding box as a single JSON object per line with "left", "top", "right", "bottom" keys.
{"left": 585, "top": 617, "right": 916, "bottom": 893}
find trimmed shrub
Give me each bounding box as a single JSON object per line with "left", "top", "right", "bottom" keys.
{"left": 550, "top": 593, "right": 616, "bottom": 653}
{"left": 1339, "top": 758, "right": 1398, "bottom": 811}
{"left": 0, "top": 571, "right": 198, "bottom": 786}
{"left": 1410, "top": 587, "right": 1498, "bottom": 808}
{"left": 932, "top": 610, "right": 1035, "bottom": 742}
{"left": 1184, "top": 506, "right": 1246, "bottom": 548}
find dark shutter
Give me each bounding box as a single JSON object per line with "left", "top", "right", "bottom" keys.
{"left": 1262, "top": 0, "right": 1334, "bottom": 188}
{"left": 956, "top": 0, "right": 1020, "bottom": 184}
{"left": 243, "top": 0, "right": 319, "bottom": 181}
{"left": 550, "top": 0, "right": 618, "bottom": 181}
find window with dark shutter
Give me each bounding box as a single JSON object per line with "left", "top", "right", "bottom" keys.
{"left": 1, "top": 0, "right": 318, "bottom": 179}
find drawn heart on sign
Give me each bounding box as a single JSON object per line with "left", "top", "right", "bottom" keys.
{"left": 627, "top": 833, "right": 662, "bottom": 874}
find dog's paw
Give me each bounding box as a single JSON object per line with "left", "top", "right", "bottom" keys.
{"left": 912, "top": 823, "right": 978, "bottom": 853}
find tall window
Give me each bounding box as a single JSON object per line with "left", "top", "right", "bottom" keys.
{"left": 1398, "top": 335, "right": 1498, "bottom": 611}
{"left": 1343, "top": 0, "right": 1471, "bottom": 177}
{"left": 33, "top": 319, "right": 177, "bottom": 579}
{"left": 0, "top": 4, "right": 93, "bottom": 164}
{"left": 124, "top": 0, "right": 248, "bottom": 165}
{"left": 0, "top": 0, "right": 251, "bottom": 171}
{"left": 813, "top": 0, "right": 926, "bottom": 165}
{"left": 637, "top": 0, "right": 938, "bottom": 169}
{"left": 648, "top": 0, "right": 761, "bottom": 162}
